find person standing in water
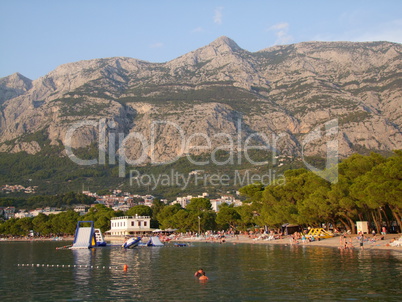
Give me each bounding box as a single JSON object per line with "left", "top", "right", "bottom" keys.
{"left": 194, "top": 268, "right": 204, "bottom": 277}
{"left": 198, "top": 271, "right": 209, "bottom": 281}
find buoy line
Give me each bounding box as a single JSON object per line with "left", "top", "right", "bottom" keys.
{"left": 16, "top": 263, "right": 123, "bottom": 270}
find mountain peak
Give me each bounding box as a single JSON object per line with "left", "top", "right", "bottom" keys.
{"left": 0, "top": 72, "right": 33, "bottom": 104}
{"left": 209, "top": 36, "right": 241, "bottom": 51}
{"left": 0, "top": 72, "right": 32, "bottom": 88}
{"left": 12, "top": 72, "right": 32, "bottom": 83}
{"left": 1, "top": 72, "right": 31, "bottom": 83}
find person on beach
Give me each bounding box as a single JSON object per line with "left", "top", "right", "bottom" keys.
{"left": 360, "top": 234, "right": 364, "bottom": 250}
{"left": 194, "top": 268, "right": 204, "bottom": 277}
{"left": 348, "top": 237, "right": 353, "bottom": 249}
{"left": 198, "top": 271, "right": 209, "bottom": 281}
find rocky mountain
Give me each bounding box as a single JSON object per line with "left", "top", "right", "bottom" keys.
{"left": 0, "top": 72, "right": 32, "bottom": 105}
{"left": 0, "top": 37, "right": 401, "bottom": 164}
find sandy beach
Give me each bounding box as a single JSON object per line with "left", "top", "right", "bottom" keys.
{"left": 171, "top": 233, "right": 402, "bottom": 252}
{"left": 3, "top": 233, "right": 402, "bottom": 252}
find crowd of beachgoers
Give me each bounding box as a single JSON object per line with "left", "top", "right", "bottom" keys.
{"left": 165, "top": 231, "right": 402, "bottom": 251}
{"left": 2, "top": 231, "right": 402, "bottom": 251}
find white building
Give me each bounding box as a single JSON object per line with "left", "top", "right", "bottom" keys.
{"left": 14, "top": 211, "right": 33, "bottom": 219}
{"left": 210, "top": 196, "right": 243, "bottom": 212}
{"left": 172, "top": 196, "right": 192, "bottom": 208}
{"left": 107, "top": 215, "right": 153, "bottom": 236}
{"left": 171, "top": 193, "right": 210, "bottom": 208}
{"left": 74, "top": 205, "right": 90, "bottom": 215}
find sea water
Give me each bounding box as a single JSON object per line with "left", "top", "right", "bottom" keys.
{"left": 1, "top": 241, "right": 401, "bottom": 301}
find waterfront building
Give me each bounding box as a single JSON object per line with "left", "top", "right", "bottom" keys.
{"left": 106, "top": 215, "right": 153, "bottom": 236}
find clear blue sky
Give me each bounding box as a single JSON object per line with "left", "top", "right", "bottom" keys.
{"left": 1, "top": 0, "right": 401, "bottom": 80}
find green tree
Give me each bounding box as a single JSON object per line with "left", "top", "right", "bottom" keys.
{"left": 297, "top": 186, "right": 333, "bottom": 227}
{"left": 49, "top": 210, "right": 80, "bottom": 235}
{"left": 238, "top": 182, "right": 264, "bottom": 202}
{"left": 126, "top": 205, "right": 153, "bottom": 217}
{"left": 235, "top": 205, "right": 254, "bottom": 231}
{"left": 327, "top": 176, "right": 359, "bottom": 233}
{"left": 16, "top": 217, "right": 34, "bottom": 236}
{"left": 295, "top": 173, "right": 333, "bottom": 228}
{"left": 151, "top": 199, "right": 165, "bottom": 228}
{"left": 172, "top": 209, "right": 195, "bottom": 232}
{"left": 200, "top": 211, "right": 217, "bottom": 232}
{"left": 350, "top": 151, "right": 402, "bottom": 232}
{"left": 0, "top": 218, "right": 21, "bottom": 235}
{"left": 32, "top": 213, "right": 51, "bottom": 235}
{"left": 186, "top": 198, "right": 212, "bottom": 212}
{"left": 156, "top": 204, "right": 182, "bottom": 229}
{"left": 216, "top": 206, "right": 241, "bottom": 229}
{"left": 81, "top": 204, "right": 118, "bottom": 233}
{"left": 151, "top": 199, "right": 165, "bottom": 220}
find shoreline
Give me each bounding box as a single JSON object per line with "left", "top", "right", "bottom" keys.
{"left": 2, "top": 234, "right": 402, "bottom": 252}
{"left": 171, "top": 233, "right": 402, "bottom": 252}
{"left": 0, "top": 236, "right": 74, "bottom": 242}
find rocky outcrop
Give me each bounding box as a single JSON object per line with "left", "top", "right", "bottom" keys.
{"left": 0, "top": 37, "right": 401, "bottom": 159}
{"left": 0, "top": 72, "right": 32, "bottom": 105}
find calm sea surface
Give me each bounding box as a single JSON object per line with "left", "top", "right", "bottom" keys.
{"left": 1, "top": 241, "right": 401, "bottom": 301}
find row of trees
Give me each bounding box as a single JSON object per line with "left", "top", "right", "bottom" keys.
{"left": 1, "top": 152, "right": 401, "bottom": 236}
{"left": 0, "top": 205, "right": 117, "bottom": 236}
{"left": 151, "top": 151, "right": 401, "bottom": 234}
{"left": 0, "top": 197, "right": 240, "bottom": 236}
{"left": 239, "top": 151, "right": 402, "bottom": 234}
{"left": 0, "top": 192, "right": 95, "bottom": 210}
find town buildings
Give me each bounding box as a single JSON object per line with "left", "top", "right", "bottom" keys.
{"left": 2, "top": 189, "right": 242, "bottom": 220}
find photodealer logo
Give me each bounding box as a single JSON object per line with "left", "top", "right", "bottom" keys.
{"left": 301, "top": 119, "right": 339, "bottom": 184}
{"left": 63, "top": 117, "right": 339, "bottom": 184}
{"left": 63, "top": 118, "right": 283, "bottom": 177}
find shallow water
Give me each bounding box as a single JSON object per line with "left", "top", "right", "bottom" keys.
{"left": 1, "top": 241, "right": 401, "bottom": 301}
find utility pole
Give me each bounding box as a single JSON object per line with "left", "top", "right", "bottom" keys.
{"left": 198, "top": 216, "right": 201, "bottom": 237}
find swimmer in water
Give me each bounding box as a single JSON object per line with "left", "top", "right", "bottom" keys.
{"left": 198, "top": 271, "right": 209, "bottom": 281}
{"left": 194, "top": 268, "right": 204, "bottom": 277}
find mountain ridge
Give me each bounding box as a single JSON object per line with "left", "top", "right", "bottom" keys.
{"left": 0, "top": 37, "right": 401, "bottom": 161}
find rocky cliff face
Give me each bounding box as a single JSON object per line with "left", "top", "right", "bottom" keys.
{"left": 0, "top": 37, "right": 401, "bottom": 162}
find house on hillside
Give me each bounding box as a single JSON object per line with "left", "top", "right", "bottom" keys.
{"left": 4, "top": 207, "right": 16, "bottom": 219}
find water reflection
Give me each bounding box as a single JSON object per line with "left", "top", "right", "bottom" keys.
{"left": 1, "top": 242, "right": 401, "bottom": 301}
